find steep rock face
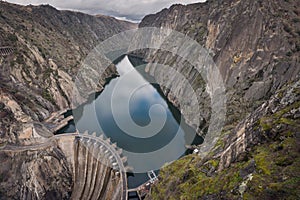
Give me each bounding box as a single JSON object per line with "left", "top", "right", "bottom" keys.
{"left": 0, "top": 132, "right": 128, "bottom": 200}
{"left": 138, "top": 0, "right": 300, "bottom": 199}
{"left": 0, "top": 2, "right": 137, "bottom": 142}
{"left": 139, "top": 0, "right": 299, "bottom": 134}
{"left": 0, "top": 2, "right": 135, "bottom": 199}
{"left": 148, "top": 77, "right": 300, "bottom": 199}
{"left": 0, "top": 144, "right": 73, "bottom": 200}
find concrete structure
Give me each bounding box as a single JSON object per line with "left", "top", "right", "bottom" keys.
{"left": 44, "top": 109, "right": 74, "bottom": 133}
{"left": 2, "top": 132, "right": 129, "bottom": 200}
{"left": 127, "top": 171, "right": 158, "bottom": 199}
{"left": 0, "top": 46, "right": 14, "bottom": 56}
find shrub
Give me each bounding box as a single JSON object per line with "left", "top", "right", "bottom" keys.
{"left": 286, "top": 51, "right": 292, "bottom": 57}
{"left": 283, "top": 24, "right": 292, "bottom": 34}
{"left": 8, "top": 34, "right": 18, "bottom": 42}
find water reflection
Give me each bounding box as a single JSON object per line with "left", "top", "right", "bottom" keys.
{"left": 61, "top": 56, "right": 200, "bottom": 188}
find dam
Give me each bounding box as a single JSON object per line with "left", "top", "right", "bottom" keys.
{"left": 1, "top": 131, "right": 129, "bottom": 200}
{"left": 58, "top": 55, "right": 202, "bottom": 191}
{"left": 0, "top": 55, "right": 201, "bottom": 199}
{"left": 0, "top": 54, "right": 204, "bottom": 199}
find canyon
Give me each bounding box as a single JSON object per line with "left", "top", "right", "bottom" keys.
{"left": 0, "top": 0, "right": 299, "bottom": 199}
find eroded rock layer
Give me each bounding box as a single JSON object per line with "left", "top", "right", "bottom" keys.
{"left": 137, "top": 0, "right": 300, "bottom": 199}
{"left": 0, "top": 1, "right": 136, "bottom": 143}
{"left": 139, "top": 0, "right": 299, "bottom": 135}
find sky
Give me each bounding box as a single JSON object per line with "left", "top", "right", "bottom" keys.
{"left": 6, "top": 0, "right": 206, "bottom": 22}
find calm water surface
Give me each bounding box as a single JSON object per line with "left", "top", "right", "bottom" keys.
{"left": 59, "top": 55, "right": 201, "bottom": 188}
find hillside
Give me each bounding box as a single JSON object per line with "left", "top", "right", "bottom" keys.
{"left": 138, "top": 0, "right": 300, "bottom": 199}
{"left": 0, "top": 2, "right": 136, "bottom": 199}
{"left": 0, "top": 1, "right": 137, "bottom": 143}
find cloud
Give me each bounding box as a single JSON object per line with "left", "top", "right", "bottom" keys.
{"left": 6, "top": 0, "right": 206, "bottom": 21}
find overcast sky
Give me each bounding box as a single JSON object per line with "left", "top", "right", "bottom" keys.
{"left": 6, "top": 0, "right": 206, "bottom": 22}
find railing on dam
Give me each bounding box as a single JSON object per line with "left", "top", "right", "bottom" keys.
{"left": 0, "top": 131, "right": 130, "bottom": 200}
{"left": 55, "top": 131, "right": 129, "bottom": 200}
{"left": 0, "top": 46, "right": 14, "bottom": 56}
{"left": 1, "top": 123, "right": 161, "bottom": 200}
{"left": 127, "top": 171, "right": 158, "bottom": 200}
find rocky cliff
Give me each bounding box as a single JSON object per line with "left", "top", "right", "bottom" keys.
{"left": 0, "top": 142, "right": 73, "bottom": 199}
{"left": 139, "top": 0, "right": 299, "bottom": 133}
{"left": 138, "top": 0, "right": 300, "bottom": 199}
{"left": 0, "top": 2, "right": 136, "bottom": 199}
{"left": 0, "top": 133, "right": 128, "bottom": 200}
{"left": 0, "top": 1, "right": 137, "bottom": 143}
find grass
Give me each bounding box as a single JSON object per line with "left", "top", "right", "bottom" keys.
{"left": 259, "top": 101, "right": 300, "bottom": 132}
{"left": 253, "top": 147, "right": 271, "bottom": 175}
{"left": 42, "top": 89, "right": 55, "bottom": 104}
{"left": 150, "top": 154, "right": 247, "bottom": 199}
{"left": 148, "top": 98, "right": 300, "bottom": 199}
{"left": 259, "top": 117, "right": 272, "bottom": 131}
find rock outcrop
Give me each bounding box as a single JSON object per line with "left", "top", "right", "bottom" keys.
{"left": 0, "top": 2, "right": 136, "bottom": 199}
{"left": 0, "top": 132, "right": 128, "bottom": 200}
{"left": 0, "top": 141, "right": 73, "bottom": 199}
{"left": 0, "top": 1, "right": 137, "bottom": 143}
{"left": 148, "top": 77, "right": 300, "bottom": 199}
{"left": 0, "top": 0, "right": 299, "bottom": 199}
{"left": 137, "top": 0, "right": 300, "bottom": 199}
{"left": 139, "top": 0, "right": 299, "bottom": 135}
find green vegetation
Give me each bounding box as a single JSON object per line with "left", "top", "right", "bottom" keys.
{"left": 150, "top": 154, "right": 250, "bottom": 199}
{"left": 150, "top": 134, "right": 299, "bottom": 199}
{"left": 279, "top": 117, "right": 298, "bottom": 126}
{"left": 253, "top": 147, "right": 271, "bottom": 175}
{"left": 259, "top": 117, "right": 272, "bottom": 131}
{"left": 245, "top": 137, "right": 300, "bottom": 199}
{"left": 43, "top": 68, "right": 53, "bottom": 80}
{"left": 286, "top": 51, "right": 292, "bottom": 57}
{"left": 259, "top": 101, "right": 300, "bottom": 132}
{"left": 7, "top": 34, "right": 18, "bottom": 42}
{"left": 149, "top": 99, "right": 300, "bottom": 199}
{"left": 42, "top": 89, "right": 54, "bottom": 104}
